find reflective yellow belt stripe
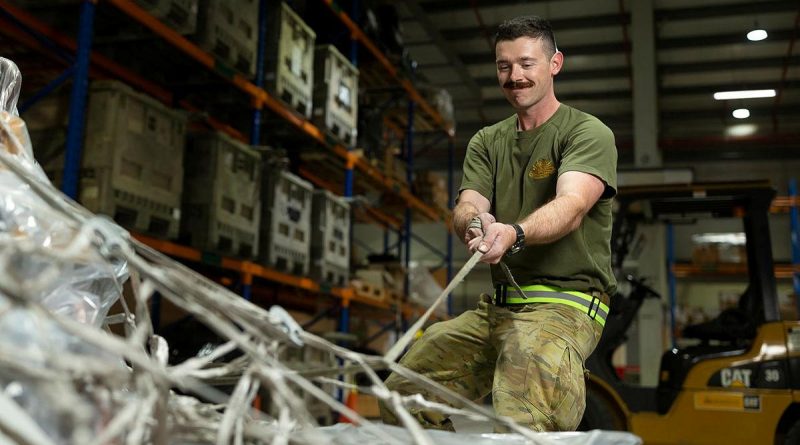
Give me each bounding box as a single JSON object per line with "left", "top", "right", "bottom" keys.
{"left": 516, "top": 285, "right": 610, "bottom": 314}
{"left": 494, "top": 285, "right": 608, "bottom": 327}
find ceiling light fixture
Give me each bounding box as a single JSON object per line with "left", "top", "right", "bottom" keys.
{"left": 726, "top": 124, "right": 758, "bottom": 137}
{"left": 747, "top": 29, "right": 768, "bottom": 41}
{"left": 732, "top": 108, "right": 750, "bottom": 119}
{"left": 713, "top": 89, "right": 776, "bottom": 100}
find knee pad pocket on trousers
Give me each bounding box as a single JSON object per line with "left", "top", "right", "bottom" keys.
{"left": 493, "top": 330, "right": 574, "bottom": 431}
{"left": 548, "top": 344, "right": 586, "bottom": 430}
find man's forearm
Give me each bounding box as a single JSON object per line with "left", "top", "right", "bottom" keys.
{"left": 519, "top": 194, "right": 586, "bottom": 245}
{"left": 452, "top": 201, "right": 481, "bottom": 240}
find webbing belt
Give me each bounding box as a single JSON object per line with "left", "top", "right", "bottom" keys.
{"left": 493, "top": 284, "right": 609, "bottom": 327}
{"left": 497, "top": 261, "right": 608, "bottom": 326}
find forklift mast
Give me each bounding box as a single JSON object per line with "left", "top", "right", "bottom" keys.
{"left": 615, "top": 181, "right": 780, "bottom": 324}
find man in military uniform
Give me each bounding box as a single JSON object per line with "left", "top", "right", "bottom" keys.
{"left": 380, "top": 15, "right": 617, "bottom": 431}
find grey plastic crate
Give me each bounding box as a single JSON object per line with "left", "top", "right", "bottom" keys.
{"left": 25, "top": 92, "right": 70, "bottom": 180}
{"left": 181, "top": 131, "right": 261, "bottom": 258}
{"left": 82, "top": 81, "right": 187, "bottom": 239}
{"left": 313, "top": 45, "right": 359, "bottom": 147}
{"left": 311, "top": 190, "right": 350, "bottom": 287}
{"left": 265, "top": 2, "right": 316, "bottom": 118}
{"left": 275, "top": 345, "right": 336, "bottom": 425}
{"left": 259, "top": 169, "right": 313, "bottom": 276}
{"left": 195, "top": 0, "right": 258, "bottom": 77}
{"left": 26, "top": 81, "right": 186, "bottom": 239}
{"left": 133, "top": 0, "right": 198, "bottom": 34}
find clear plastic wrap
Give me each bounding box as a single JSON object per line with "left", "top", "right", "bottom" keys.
{"left": 0, "top": 57, "right": 21, "bottom": 115}
{"left": 0, "top": 57, "right": 129, "bottom": 444}
{"left": 408, "top": 261, "right": 448, "bottom": 317}
{"left": 0, "top": 57, "right": 126, "bottom": 325}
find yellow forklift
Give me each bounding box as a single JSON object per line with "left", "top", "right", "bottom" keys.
{"left": 579, "top": 182, "right": 800, "bottom": 444}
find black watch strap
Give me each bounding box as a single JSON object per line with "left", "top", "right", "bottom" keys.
{"left": 507, "top": 223, "right": 525, "bottom": 255}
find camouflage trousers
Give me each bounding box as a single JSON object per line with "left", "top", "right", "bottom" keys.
{"left": 380, "top": 294, "right": 603, "bottom": 432}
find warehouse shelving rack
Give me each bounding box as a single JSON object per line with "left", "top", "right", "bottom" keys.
{"left": 321, "top": 0, "right": 457, "bottom": 318}
{"left": 0, "top": 0, "right": 456, "bottom": 342}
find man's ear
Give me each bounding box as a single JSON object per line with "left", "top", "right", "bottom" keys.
{"left": 550, "top": 51, "right": 564, "bottom": 76}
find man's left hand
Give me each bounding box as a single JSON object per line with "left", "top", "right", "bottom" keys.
{"left": 471, "top": 223, "right": 517, "bottom": 264}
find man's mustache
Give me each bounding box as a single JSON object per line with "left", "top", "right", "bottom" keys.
{"left": 503, "top": 80, "right": 534, "bottom": 89}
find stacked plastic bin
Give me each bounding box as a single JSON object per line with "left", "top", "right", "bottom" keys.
{"left": 259, "top": 168, "right": 313, "bottom": 276}
{"left": 312, "top": 45, "right": 359, "bottom": 147}
{"left": 195, "top": 0, "right": 259, "bottom": 77}
{"left": 181, "top": 130, "right": 261, "bottom": 257}
{"left": 265, "top": 2, "right": 316, "bottom": 117}
{"left": 79, "top": 81, "right": 187, "bottom": 239}
{"left": 310, "top": 189, "right": 350, "bottom": 286}
{"left": 133, "top": 0, "right": 198, "bottom": 34}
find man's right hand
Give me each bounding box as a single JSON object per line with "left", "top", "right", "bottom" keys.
{"left": 464, "top": 212, "right": 496, "bottom": 246}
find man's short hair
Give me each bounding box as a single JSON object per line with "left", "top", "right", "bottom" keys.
{"left": 494, "top": 16, "right": 557, "bottom": 57}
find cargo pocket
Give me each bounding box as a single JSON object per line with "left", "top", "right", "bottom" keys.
{"left": 548, "top": 342, "right": 587, "bottom": 430}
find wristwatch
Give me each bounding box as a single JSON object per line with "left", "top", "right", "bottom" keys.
{"left": 507, "top": 223, "right": 525, "bottom": 255}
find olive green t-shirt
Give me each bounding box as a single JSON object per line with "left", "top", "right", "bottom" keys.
{"left": 460, "top": 104, "right": 618, "bottom": 294}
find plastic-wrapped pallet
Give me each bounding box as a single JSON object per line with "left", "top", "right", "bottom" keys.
{"left": 313, "top": 45, "right": 358, "bottom": 147}
{"left": 310, "top": 189, "right": 350, "bottom": 287}
{"left": 265, "top": 2, "right": 316, "bottom": 117}
{"left": 320, "top": 424, "right": 642, "bottom": 444}
{"left": 133, "top": 0, "right": 198, "bottom": 34}
{"left": 259, "top": 168, "right": 313, "bottom": 276}
{"left": 181, "top": 130, "right": 261, "bottom": 258}
{"left": 195, "top": 0, "right": 258, "bottom": 77}
{"left": 408, "top": 262, "right": 447, "bottom": 317}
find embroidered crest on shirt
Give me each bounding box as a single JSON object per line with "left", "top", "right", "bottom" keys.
{"left": 529, "top": 159, "right": 555, "bottom": 179}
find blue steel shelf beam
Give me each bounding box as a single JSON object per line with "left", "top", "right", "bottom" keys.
{"left": 19, "top": 65, "right": 74, "bottom": 113}
{"left": 302, "top": 305, "right": 341, "bottom": 330}
{"left": 358, "top": 319, "right": 397, "bottom": 348}
{"left": 62, "top": 0, "right": 94, "bottom": 200}
{"left": 241, "top": 0, "right": 271, "bottom": 302}
{"left": 360, "top": 227, "right": 448, "bottom": 261}
{"left": 790, "top": 178, "right": 800, "bottom": 318}
{"left": 250, "top": 0, "right": 268, "bottom": 146}
{"left": 404, "top": 86, "right": 416, "bottom": 298}
{"left": 338, "top": 3, "right": 362, "bottom": 403}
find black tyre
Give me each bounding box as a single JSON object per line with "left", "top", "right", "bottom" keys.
{"left": 783, "top": 419, "right": 800, "bottom": 445}
{"left": 578, "top": 388, "right": 625, "bottom": 431}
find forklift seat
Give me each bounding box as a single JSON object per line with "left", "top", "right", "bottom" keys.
{"left": 682, "top": 285, "right": 758, "bottom": 345}
{"left": 681, "top": 307, "right": 757, "bottom": 343}
{"left": 656, "top": 344, "right": 748, "bottom": 414}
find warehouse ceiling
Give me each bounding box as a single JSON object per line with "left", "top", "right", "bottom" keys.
{"left": 396, "top": 0, "right": 800, "bottom": 168}
{"left": 1, "top": 0, "right": 797, "bottom": 176}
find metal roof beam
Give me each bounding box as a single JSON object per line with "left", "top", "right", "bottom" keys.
{"left": 452, "top": 29, "right": 796, "bottom": 65}
{"left": 439, "top": 13, "right": 628, "bottom": 41}
{"left": 661, "top": 55, "right": 800, "bottom": 74}
{"left": 655, "top": 0, "right": 799, "bottom": 21}
{"left": 413, "top": 0, "right": 559, "bottom": 15}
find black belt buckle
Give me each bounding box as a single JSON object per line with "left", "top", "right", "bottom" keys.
{"left": 587, "top": 293, "right": 600, "bottom": 320}
{"left": 494, "top": 284, "right": 508, "bottom": 306}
